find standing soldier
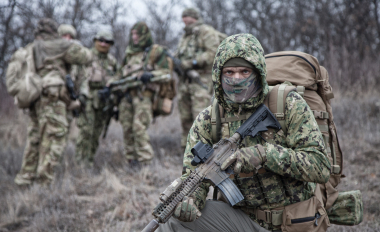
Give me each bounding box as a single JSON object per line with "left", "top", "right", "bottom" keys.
{"left": 117, "top": 22, "right": 173, "bottom": 165}
{"left": 13, "top": 18, "right": 92, "bottom": 186}
{"left": 176, "top": 8, "right": 225, "bottom": 150}
{"left": 75, "top": 30, "right": 118, "bottom": 165}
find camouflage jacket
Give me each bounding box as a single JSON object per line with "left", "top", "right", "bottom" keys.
{"left": 87, "top": 48, "right": 118, "bottom": 85}
{"left": 80, "top": 48, "right": 118, "bottom": 99}
{"left": 33, "top": 38, "right": 92, "bottom": 105}
{"left": 175, "top": 22, "right": 220, "bottom": 75}
{"left": 181, "top": 34, "right": 331, "bottom": 230}
{"left": 34, "top": 38, "right": 92, "bottom": 79}
{"left": 119, "top": 44, "right": 172, "bottom": 83}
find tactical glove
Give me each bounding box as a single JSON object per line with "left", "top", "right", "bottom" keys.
{"left": 173, "top": 196, "right": 202, "bottom": 222}
{"left": 221, "top": 144, "right": 267, "bottom": 174}
{"left": 141, "top": 72, "right": 154, "bottom": 84}
{"left": 98, "top": 87, "right": 110, "bottom": 101}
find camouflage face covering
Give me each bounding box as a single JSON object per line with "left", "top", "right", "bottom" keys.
{"left": 126, "top": 22, "right": 153, "bottom": 55}
{"left": 222, "top": 72, "right": 261, "bottom": 103}
{"left": 212, "top": 33, "right": 269, "bottom": 113}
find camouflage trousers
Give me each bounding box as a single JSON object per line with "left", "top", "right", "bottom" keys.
{"left": 118, "top": 91, "right": 154, "bottom": 163}
{"left": 15, "top": 95, "right": 68, "bottom": 185}
{"left": 157, "top": 200, "right": 270, "bottom": 232}
{"left": 178, "top": 76, "right": 212, "bottom": 148}
{"left": 75, "top": 98, "right": 106, "bottom": 164}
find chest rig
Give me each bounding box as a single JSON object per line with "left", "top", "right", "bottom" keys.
{"left": 210, "top": 85, "right": 307, "bottom": 228}
{"left": 87, "top": 52, "right": 115, "bottom": 87}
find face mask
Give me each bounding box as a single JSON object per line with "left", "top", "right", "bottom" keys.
{"left": 222, "top": 72, "right": 261, "bottom": 103}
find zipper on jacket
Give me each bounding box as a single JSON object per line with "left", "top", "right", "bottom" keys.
{"left": 265, "top": 54, "right": 317, "bottom": 74}
{"left": 291, "top": 213, "right": 321, "bottom": 226}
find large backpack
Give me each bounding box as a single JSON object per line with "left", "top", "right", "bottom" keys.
{"left": 210, "top": 51, "right": 363, "bottom": 225}
{"left": 6, "top": 43, "right": 42, "bottom": 108}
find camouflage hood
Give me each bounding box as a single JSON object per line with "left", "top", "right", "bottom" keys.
{"left": 34, "top": 18, "right": 59, "bottom": 40}
{"left": 125, "top": 22, "right": 153, "bottom": 56}
{"left": 212, "top": 34, "right": 269, "bottom": 113}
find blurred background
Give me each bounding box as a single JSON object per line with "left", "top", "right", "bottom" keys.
{"left": 0, "top": 0, "right": 379, "bottom": 231}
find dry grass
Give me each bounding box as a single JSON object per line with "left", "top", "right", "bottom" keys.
{"left": 0, "top": 92, "right": 379, "bottom": 232}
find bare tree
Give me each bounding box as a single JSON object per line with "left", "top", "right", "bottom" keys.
{"left": 1, "top": 0, "right": 380, "bottom": 92}
{"left": 142, "top": 0, "right": 182, "bottom": 49}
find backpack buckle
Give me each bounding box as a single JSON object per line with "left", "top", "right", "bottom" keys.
{"left": 264, "top": 210, "right": 272, "bottom": 223}
{"left": 274, "top": 113, "right": 285, "bottom": 120}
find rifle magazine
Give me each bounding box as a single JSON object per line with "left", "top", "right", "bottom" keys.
{"left": 217, "top": 177, "right": 244, "bottom": 206}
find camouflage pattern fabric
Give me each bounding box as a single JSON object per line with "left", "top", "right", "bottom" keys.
{"left": 173, "top": 196, "right": 202, "bottom": 222}
{"left": 119, "top": 92, "right": 154, "bottom": 163}
{"left": 178, "top": 83, "right": 212, "bottom": 147}
{"left": 179, "top": 34, "right": 330, "bottom": 230}
{"left": 125, "top": 22, "right": 153, "bottom": 56}
{"left": 94, "top": 30, "right": 114, "bottom": 42}
{"left": 14, "top": 34, "right": 92, "bottom": 186}
{"left": 220, "top": 145, "right": 265, "bottom": 174}
{"left": 34, "top": 18, "right": 59, "bottom": 40}
{"left": 76, "top": 48, "right": 118, "bottom": 164}
{"left": 181, "top": 8, "right": 200, "bottom": 19}
{"left": 15, "top": 96, "right": 68, "bottom": 185}
{"left": 176, "top": 22, "right": 221, "bottom": 148}
{"left": 118, "top": 32, "right": 171, "bottom": 163}
{"left": 14, "top": 108, "right": 40, "bottom": 185}
{"left": 327, "top": 190, "right": 363, "bottom": 225}
{"left": 58, "top": 24, "right": 76, "bottom": 38}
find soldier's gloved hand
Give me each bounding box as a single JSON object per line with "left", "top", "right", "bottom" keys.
{"left": 78, "top": 94, "right": 87, "bottom": 108}
{"left": 221, "top": 144, "right": 267, "bottom": 174}
{"left": 173, "top": 196, "right": 202, "bottom": 222}
{"left": 141, "top": 72, "right": 154, "bottom": 84}
{"left": 98, "top": 87, "right": 110, "bottom": 101}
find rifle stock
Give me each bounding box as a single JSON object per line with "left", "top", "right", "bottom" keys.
{"left": 142, "top": 104, "right": 281, "bottom": 232}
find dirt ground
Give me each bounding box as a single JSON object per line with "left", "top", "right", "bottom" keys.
{"left": 0, "top": 92, "right": 379, "bottom": 232}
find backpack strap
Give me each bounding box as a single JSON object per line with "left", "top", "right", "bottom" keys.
{"left": 211, "top": 97, "right": 221, "bottom": 144}
{"left": 266, "top": 83, "right": 297, "bottom": 135}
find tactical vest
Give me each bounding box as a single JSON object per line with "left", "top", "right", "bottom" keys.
{"left": 211, "top": 87, "right": 306, "bottom": 206}
{"left": 87, "top": 51, "right": 116, "bottom": 86}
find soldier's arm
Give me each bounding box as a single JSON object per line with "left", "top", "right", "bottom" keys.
{"left": 258, "top": 92, "right": 331, "bottom": 183}
{"left": 174, "top": 36, "right": 185, "bottom": 59}
{"left": 180, "top": 106, "right": 214, "bottom": 210}
{"left": 105, "top": 55, "right": 121, "bottom": 85}
{"left": 194, "top": 26, "right": 220, "bottom": 68}
{"left": 149, "top": 46, "right": 171, "bottom": 77}
{"left": 63, "top": 43, "right": 93, "bottom": 65}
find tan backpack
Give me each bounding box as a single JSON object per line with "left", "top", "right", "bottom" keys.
{"left": 6, "top": 43, "right": 42, "bottom": 108}
{"left": 146, "top": 45, "right": 176, "bottom": 117}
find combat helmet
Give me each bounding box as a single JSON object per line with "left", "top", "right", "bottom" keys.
{"left": 93, "top": 30, "right": 114, "bottom": 45}
{"left": 58, "top": 24, "right": 77, "bottom": 38}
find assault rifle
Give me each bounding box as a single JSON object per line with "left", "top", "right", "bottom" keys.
{"left": 65, "top": 74, "right": 83, "bottom": 117}
{"left": 99, "top": 74, "right": 172, "bottom": 138}
{"left": 142, "top": 104, "right": 282, "bottom": 232}
{"left": 164, "top": 51, "right": 208, "bottom": 90}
